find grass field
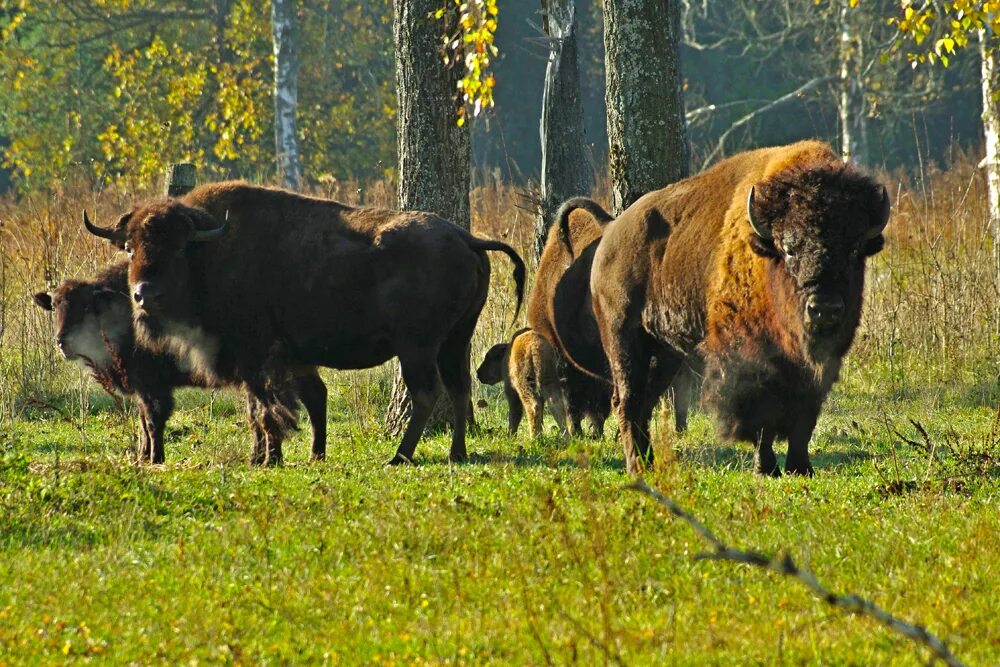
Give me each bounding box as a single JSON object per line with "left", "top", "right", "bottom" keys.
{"left": 1, "top": 158, "right": 999, "bottom": 664}
{"left": 1, "top": 369, "right": 999, "bottom": 665}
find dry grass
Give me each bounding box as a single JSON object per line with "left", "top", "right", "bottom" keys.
{"left": 0, "top": 151, "right": 996, "bottom": 425}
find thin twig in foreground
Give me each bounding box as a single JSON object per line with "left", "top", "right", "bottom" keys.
{"left": 628, "top": 479, "right": 966, "bottom": 667}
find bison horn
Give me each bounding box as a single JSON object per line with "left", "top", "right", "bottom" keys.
{"left": 868, "top": 185, "right": 891, "bottom": 240}
{"left": 82, "top": 209, "right": 125, "bottom": 242}
{"left": 746, "top": 186, "right": 772, "bottom": 241}
{"left": 188, "top": 210, "right": 228, "bottom": 242}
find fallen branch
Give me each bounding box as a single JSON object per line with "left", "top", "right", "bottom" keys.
{"left": 629, "top": 479, "right": 966, "bottom": 667}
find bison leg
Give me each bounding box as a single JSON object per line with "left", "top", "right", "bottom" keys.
{"left": 670, "top": 367, "right": 692, "bottom": 434}
{"left": 785, "top": 413, "right": 817, "bottom": 476}
{"left": 437, "top": 340, "right": 474, "bottom": 463}
{"left": 295, "top": 372, "right": 328, "bottom": 461}
{"left": 610, "top": 350, "right": 655, "bottom": 474}
{"left": 642, "top": 353, "right": 682, "bottom": 437}
{"left": 136, "top": 403, "right": 153, "bottom": 463}
{"left": 246, "top": 393, "right": 267, "bottom": 466}
{"left": 754, "top": 430, "right": 780, "bottom": 477}
{"left": 542, "top": 381, "right": 572, "bottom": 438}
{"left": 138, "top": 392, "right": 172, "bottom": 464}
{"left": 388, "top": 353, "right": 441, "bottom": 465}
{"left": 504, "top": 384, "right": 524, "bottom": 436}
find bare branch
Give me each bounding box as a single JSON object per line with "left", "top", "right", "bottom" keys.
{"left": 629, "top": 480, "right": 967, "bottom": 667}
{"left": 700, "top": 75, "right": 837, "bottom": 170}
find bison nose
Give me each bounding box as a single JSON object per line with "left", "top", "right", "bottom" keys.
{"left": 132, "top": 281, "right": 161, "bottom": 308}
{"left": 805, "top": 294, "right": 844, "bottom": 328}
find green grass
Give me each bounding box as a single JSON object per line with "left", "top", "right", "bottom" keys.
{"left": 1, "top": 369, "right": 998, "bottom": 665}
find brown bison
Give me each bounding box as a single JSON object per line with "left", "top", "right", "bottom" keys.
{"left": 590, "top": 141, "right": 890, "bottom": 475}
{"left": 532, "top": 197, "right": 692, "bottom": 436}
{"left": 33, "top": 261, "right": 326, "bottom": 464}
{"left": 83, "top": 182, "right": 525, "bottom": 465}
{"left": 476, "top": 328, "right": 572, "bottom": 437}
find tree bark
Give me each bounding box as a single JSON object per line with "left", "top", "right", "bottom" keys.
{"left": 980, "top": 28, "right": 1000, "bottom": 322}
{"left": 837, "top": 0, "right": 868, "bottom": 165}
{"left": 271, "top": 0, "right": 302, "bottom": 189}
{"left": 535, "top": 0, "right": 589, "bottom": 260}
{"left": 603, "top": 0, "right": 689, "bottom": 215}
{"left": 385, "top": 0, "right": 472, "bottom": 437}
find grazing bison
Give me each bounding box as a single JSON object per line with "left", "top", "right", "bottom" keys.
{"left": 83, "top": 182, "right": 525, "bottom": 465}
{"left": 590, "top": 141, "right": 890, "bottom": 475}
{"left": 476, "top": 328, "right": 572, "bottom": 437}
{"left": 532, "top": 197, "right": 692, "bottom": 437}
{"left": 33, "top": 262, "right": 326, "bottom": 463}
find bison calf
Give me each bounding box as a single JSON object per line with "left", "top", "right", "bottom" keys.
{"left": 34, "top": 261, "right": 326, "bottom": 464}
{"left": 477, "top": 329, "right": 572, "bottom": 437}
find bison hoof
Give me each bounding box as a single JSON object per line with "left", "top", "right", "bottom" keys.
{"left": 785, "top": 463, "right": 815, "bottom": 477}
{"left": 386, "top": 453, "right": 415, "bottom": 466}
{"left": 448, "top": 451, "right": 468, "bottom": 464}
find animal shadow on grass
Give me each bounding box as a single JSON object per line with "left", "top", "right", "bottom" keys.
{"left": 671, "top": 438, "right": 872, "bottom": 475}
{"left": 415, "top": 446, "right": 628, "bottom": 472}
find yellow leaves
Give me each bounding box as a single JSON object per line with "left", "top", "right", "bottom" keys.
{"left": 889, "top": 0, "right": 999, "bottom": 69}
{"left": 435, "top": 0, "right": 499, "bottom": 125}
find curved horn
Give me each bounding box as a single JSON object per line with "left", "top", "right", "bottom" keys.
{"left": 867, "top": 185, "right": 891, "bottom": 240}
{"left": 746, "top": 186, "right": 772, "bottom": 241}
{"left": 82, "top": 209, "right": 124, "bottom": 242}
{"left": 188, "top": 210, "right": 228, "bottom": 242}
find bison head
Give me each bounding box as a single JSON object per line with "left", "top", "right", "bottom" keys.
{"left": 83, "top": 202, "right": 226, "bottom": 329}
{"left": 745, "top": 162, "right": 890, "bottom": 358}
{"left": 476, "top": 343, "right": 509, "bottom": 385}
{"left": 33, "top": 278, "right": 131, "bottom": 369}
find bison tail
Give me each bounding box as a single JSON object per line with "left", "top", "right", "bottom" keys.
{"left": 467, "top": 237, "right": 526, "bottom": 328}
{"left": 555, "top": 197, "right": 614, "bottom": 258}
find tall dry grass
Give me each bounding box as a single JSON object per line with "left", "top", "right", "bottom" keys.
{"left": 0, "top": 152, "right": 996, "bottom": 428}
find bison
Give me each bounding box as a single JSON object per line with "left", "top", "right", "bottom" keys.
{"left": 590, "top": 141, "right": 890, "bottom": 475}
{"left": 532, "top": 197, "right": 692, "bottom": 437}
{"left": 476, "top": 328, "right": 572, "bottom": 437}
{"left": 83, "top": 182, "right": 525, "bottom": 465}
{"left": 33, "top": 261, "right": 326, "bottom": 463}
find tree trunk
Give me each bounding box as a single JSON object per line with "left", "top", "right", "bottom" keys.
{"left": 384, "top": 0, "right": 472, "bottom": 437}
{"left": 535, "top": 0, "right": 589, "bottom": 260}
{"left": 837, "top": 0, "right": 868, "bottom": 165}
{"left": 602, "top": 0, "right": 688, "bottom": 215}
{"left": 271, "top": 0, "right": 302, "bottom": 189}
{"left": 980, "top": 28, "right": 1000, "bottom": 327}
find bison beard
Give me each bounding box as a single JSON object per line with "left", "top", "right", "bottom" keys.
{"left": 85, "top": 181, "right": 525, "bottom": 465}
{"left": 590, "top": 141, "right": 889, "bottom": 475}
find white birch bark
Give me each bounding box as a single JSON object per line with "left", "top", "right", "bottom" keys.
{"left": 837, "top": 0, "right": 868, "bottom": 165}
{"left": 271, "top": 0, "right": 302, "bottom": 189}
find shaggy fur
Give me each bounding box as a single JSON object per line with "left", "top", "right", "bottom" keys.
{"left": 476, "top": 328, "right": 571, "bottom": 437}
{"left": 590, "top": 141, "right": 889, "bottom": 475}
{"left": 86, "top": 181, "right": 525, "bottom": 465}
{"left": 34, "top": 262, "right": 326, "bottom": 463}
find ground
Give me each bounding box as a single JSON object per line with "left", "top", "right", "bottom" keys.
{"left": 1, "top": 361, "right": 997, "bottom": 666}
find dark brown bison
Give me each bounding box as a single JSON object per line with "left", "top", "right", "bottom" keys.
{"left": 83, "top": 182, "right": 525, "bottom": 465}
{"left": 476, "top": 328, "right": 571, "bottom": 437}
{"left": 532, "top": 197, "right": 692, "bottom": 437}
{"left": 590, "top": 141, "right": 890, "bottom": 475}
{"left": 33, "top": 262, "right": 326, "bottom": 463}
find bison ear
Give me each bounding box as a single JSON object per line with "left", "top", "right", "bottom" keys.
{"left": 33, "top": 291, "right": 53, "bottom": 311}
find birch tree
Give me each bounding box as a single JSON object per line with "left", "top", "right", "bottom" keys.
{"left": 889, "top": 1, "right": 1000, "bottom": 285}
{"left": 536, "top": 0, "right": 589, "bottom": 258}
{"left": 271, "top": 0, "right": 302, "bottom": 189}
{"left": 603, "top": 0, "right": 689, "bottom": 214}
